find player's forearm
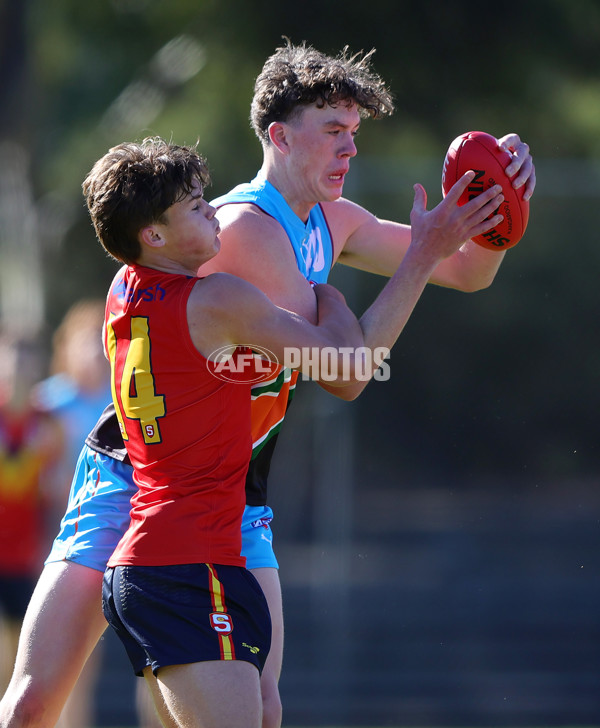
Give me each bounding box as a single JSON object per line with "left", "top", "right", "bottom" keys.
{"left": 313, "top": 285, "right": 364, "bottom": 349}
{"left": 305, "top": 243, "right": 444, "bottom": 390}
{"left": 358, "top": 243, "right": 438, "bottom": 354}
{"left": 316, "top": 245, "right": 439, "bottom": 394}
{"left": 433, "top": 241, "right": 506, "bottom": 292}
{"left": 307, "top": 245, "right": 440, "bottom": 392}
{"left": 283, "top": 286, "right": 372, "bottom": 390}
{"left": 317, "top": 376, "right": 372, "bottom": 401}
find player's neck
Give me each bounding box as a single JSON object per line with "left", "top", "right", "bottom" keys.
{"left": 261, "top": 163, "right": 316, "bottom": 224}
{"left": 134, "top": 254, "right": 200, "bottom": 279}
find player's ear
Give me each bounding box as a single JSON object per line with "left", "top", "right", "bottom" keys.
{"left": 268, "top": 122, "right": 290, "bottom": 154}
{"left": 139, "top": 225, "right": 165, "bottom": 249}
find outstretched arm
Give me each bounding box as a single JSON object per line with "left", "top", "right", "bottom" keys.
{"left": 320, "top": 170, "right": 505, "bottom": 399}
{"left": 187, "top": 272, "right": 364, "bottom": 384}
{"left": 332, "top": 132, "right": 535, "bottom": 292}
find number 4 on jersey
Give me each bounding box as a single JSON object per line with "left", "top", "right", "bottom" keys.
{"left": 106, "top": 316, "right": 165, "bottom": 445}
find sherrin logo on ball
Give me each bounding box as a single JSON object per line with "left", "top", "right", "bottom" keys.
{"left": 442, "top": 131, "right": 530, "bottom": 251}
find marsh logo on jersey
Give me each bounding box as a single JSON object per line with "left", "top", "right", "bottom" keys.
{"left": 111, "top": 275, "right": 127, "bottom": 305}
{"left": 208, "top": 345, "right": 279, "bottom": 384}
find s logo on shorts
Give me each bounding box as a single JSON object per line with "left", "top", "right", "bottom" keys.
{"left": 210, "top": 612, "right": 233, "bottom": 634}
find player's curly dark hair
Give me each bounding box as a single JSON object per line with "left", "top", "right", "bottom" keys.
{"left": 82, "top": 137, "right": 211, "bottom": 264}
{"left": 250, "top": 39, "right": 395, "bottom": 144}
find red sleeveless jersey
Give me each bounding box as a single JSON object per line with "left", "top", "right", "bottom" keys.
{"left": 104, "top": 265, "right": 251, "bottom": 568}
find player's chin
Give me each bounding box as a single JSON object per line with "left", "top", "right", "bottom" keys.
{"left": 210, "top": 235, "right": 221, "bottom": 255}
{"left": 323, "top": 181, "right": 344, "bottom": 200}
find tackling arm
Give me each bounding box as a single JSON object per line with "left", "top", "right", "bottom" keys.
{"left": 321, "top": 171, "right": 507, "bottom": 399}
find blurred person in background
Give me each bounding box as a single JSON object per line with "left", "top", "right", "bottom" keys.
{"left": 31, "top": 300, "right": 112, "bottom": 728}
{"left": 33, "top": 299, "right": 112, "bottom": 498}
{"left": 0, "top": 334, "right": 61, "bottom": 695}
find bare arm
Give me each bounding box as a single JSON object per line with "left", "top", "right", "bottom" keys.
{"left": 187, "top": 272, "right": 365, "bottom": 385}
{"left": 320, "top": 171, "right": 506, "bottom": 399}
{"left": 329, "top": 132, "right": 535, "bottom": 292}
{"left": 328, "top": 197, "right": 507, "bottom": 292}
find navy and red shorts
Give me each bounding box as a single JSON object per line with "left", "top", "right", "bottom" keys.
{"left": 102, "top": 562, "right": 271, "bottom": 676}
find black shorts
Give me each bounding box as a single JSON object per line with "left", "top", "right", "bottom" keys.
{"left": 102, "top": 563, "right": 271, "bottom": 676}
{"left": 0, "top": 574, "right": 36, "bottom": 619}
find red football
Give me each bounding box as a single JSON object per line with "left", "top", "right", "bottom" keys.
{"left": 441, "top": 131, "right": 529, "bottom": 251}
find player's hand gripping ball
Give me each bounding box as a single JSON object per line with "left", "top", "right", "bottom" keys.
{"left": 442, "top": 131, "right": 529, "bottom": 251}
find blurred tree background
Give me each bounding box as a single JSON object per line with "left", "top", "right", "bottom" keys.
{"left": 1, "top": 0, "right": 599, "bottom": 724}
